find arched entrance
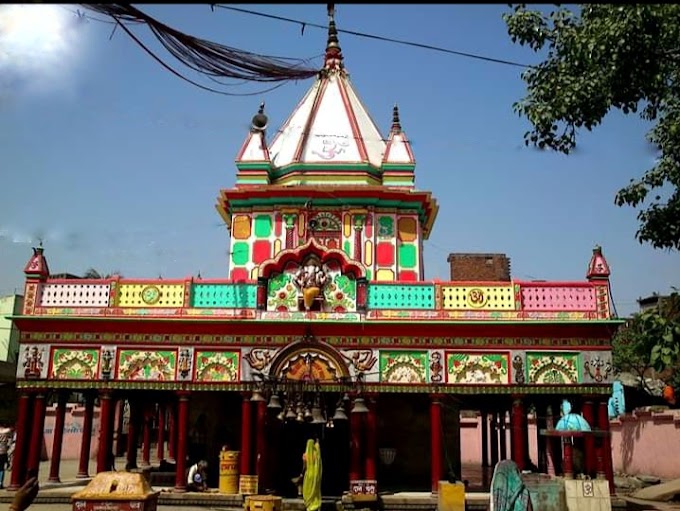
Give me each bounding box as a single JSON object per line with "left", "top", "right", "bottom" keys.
{"left": 266, "top": 337, "right": 352, "bottom": 497}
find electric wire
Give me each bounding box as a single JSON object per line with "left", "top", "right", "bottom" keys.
{"left": 214, "top": 4, "right": 532, "bottom": 69}
{"left": 79, "top": 3, "right": 320, "bottom": 96}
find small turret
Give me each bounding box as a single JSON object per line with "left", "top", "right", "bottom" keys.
{"left": 586, "top": 245, "right": 611, "bottom": 281}
{"left": 24, "top": 244, "right": 50, "bottom": 280}
{"left": 382, "top": 104, "right": 416, "bottom": 187}
{"left": 234, "top": 102, "right": 272, "bottom": 186}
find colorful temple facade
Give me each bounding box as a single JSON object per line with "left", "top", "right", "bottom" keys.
{"left": 9, "top": 7, "right": 622, "bottom": 499}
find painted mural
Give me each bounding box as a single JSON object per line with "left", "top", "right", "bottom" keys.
{"left": 118, "top": 350, "right": 177, "bottom": 381}
{"left": 274, "top": 350, "right": 344, "bottom": 382}
{"left": 526, "top": 352, "right": 580, "bottom": 384}
{"left": 379, "top": 351, "right": 428, "bottom": 384}
{"left": 51, "top": 349, "right": 99, "bottom": 380}
{"left": 446, "top": 353, "right": 510, "bottom": 384}
{"left": 194, "top": 351, "right": 239, "bottom": 382}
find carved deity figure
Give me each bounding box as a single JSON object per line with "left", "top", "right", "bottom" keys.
{"left": 101, "top": 349, "right": 114, "bottom": 379}
{"left": 23, "top": 346, "right": 43, "bottom": 378}
{"left": 293, "top": 257, "right": 329, "bottom": 311}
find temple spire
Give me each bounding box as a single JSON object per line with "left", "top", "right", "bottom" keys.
{"left": 324, "top": 3, "right": 344, "bottom": 70}
{"left": 391, "top": 104, "right": 402, "bottom": 133}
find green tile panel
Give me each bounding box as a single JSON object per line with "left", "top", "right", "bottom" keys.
{"left": 191, "top": 283, "right": 257, "bottom": 308}
{"left": 368, "top": 284, "right": 435, "bottom": 309}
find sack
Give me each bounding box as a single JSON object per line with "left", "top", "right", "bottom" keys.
{"left": 564, "top": 479, "right": 611, "bottom": 511}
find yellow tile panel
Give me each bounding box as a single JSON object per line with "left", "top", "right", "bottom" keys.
{"left": 117, "top": 284, "right": 185, "bottom": 307}
{"left": 441, "top": 285, "right": 515, "bottom": 310}
{"left": 375, "top": 269, "right": 395, "bottom": 282}
{"left": 364, "top": 240, "right": 373, "bottom": 266}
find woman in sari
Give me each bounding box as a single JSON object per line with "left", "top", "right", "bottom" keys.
{"left": 302, "top": 439, "right": 323, "bottom": 511}
{"left": 489, "top": 460, "right": 533, "bottom": 511}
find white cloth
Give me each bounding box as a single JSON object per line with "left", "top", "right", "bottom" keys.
{"left": 187, "top": 463, "right": 201, "bottom": 485}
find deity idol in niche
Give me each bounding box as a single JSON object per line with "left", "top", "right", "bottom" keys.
{"left": 294, "top": 256, "right": 329, "bottom": 310}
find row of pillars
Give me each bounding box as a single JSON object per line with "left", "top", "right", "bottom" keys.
{"left": 9, "top": 390, "right": 614, "bottom": 495}
{"left": 477, "top": 398, "right": 615, "bottom": 494}
{"left": 9, "top": 390, "right": 193, "bottom": 492}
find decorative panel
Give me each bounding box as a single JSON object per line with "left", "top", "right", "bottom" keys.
{"left": 377, "top": 216, "right": 394, "bottom": 238}
{"left": 340, "top": 348, "right": 378, "bottom": 382}
{"left": 231, "top": 242, "right": 250, "bottom": 266}
{"left": 446, "top": 352, "right": 510, "bottom": 384}
{"left": 40, "top": 284, "right": 110, "bottom": 307}
{"left": 51, "top": 348, "right": 99, "bottom": 380}
{"left": 441, "top": 285, "right": 515, "bottom": 310}
{"left": 526, "top": 352, "right": 580, "bottom": 384}
{"left": 323, "top": 274, "right": 357, "bottom": 312}
{"left": 368, "top": 284, "right": 435, "bottom": 309}
{"left": 192, "top": 283, "right": 257, "bottom": 308}
{"left": 18, "top": 344, "right": 49, "bottom": 379}
{"left": 582, "top": 351, "right": 613, "bottom": 384}
{"left": 194, "top": 351, "right": 239, "bottom": 382}
{"left": 375, "top": 269, "right": 394, "bottom": 281}
{"left": 379, "top": 350, "right": 428, "bottom": 384}
{"left": 100, "top": 346, "right": 117, "bottom": 380}
{"left": 267, "top": 273, "right": 297, "bottom": 312}
{"left": 177, "top": 347, "right": 194, "bottom": 381}
{"left": 232, "top": 215, "right": 251, "bottom": 240}
{"left": 117, "top": 350, "right": 177, "bottom": 381}
{"left": 520, "top": 286, "right": 596, "bottom": 311}
{"left": 398, "top": 244, "right": 417, "bottom": 269}
{"left": 429, "top": 350, "right": 445, "bottom": 384}
{"left": 242, "top": 347, "right": 279, "bottom": 381}
{"left": 117, "top": 284, "right": 185, "bottom": 307}
{"left": 397, "top": 217, "right": 417, "bottom": 242}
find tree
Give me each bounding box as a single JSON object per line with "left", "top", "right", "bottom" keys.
{"left": 612, "top": 292, "right": 680, "bottom": 393}
{"left": 82, "top": 268, "right": 123, "bottom": 279}
{"left": 504, "top": 5, "right": 680, "bottom": 250}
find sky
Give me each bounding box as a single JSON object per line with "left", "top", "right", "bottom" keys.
{"left": 0, "top": 4, "right": 677, "bottom": 317}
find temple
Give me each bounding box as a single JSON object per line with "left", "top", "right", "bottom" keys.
{"left": 8, "top": 5, "right": 622, "bottom": 500}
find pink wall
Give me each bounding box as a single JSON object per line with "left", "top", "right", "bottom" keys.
{"left": 43, "top": 404, "right": 101, "bottom": 460}
{"left": 610, "top": 408, "right": 680, "bottom": 480}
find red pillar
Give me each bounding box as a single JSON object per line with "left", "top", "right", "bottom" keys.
{"left": 174, "top": 391, "right": 190, "bottom": 492}
{"left": 157, "top": 403, "right": 166, "bottom": 462}
{"left": 27, "top": 393, "right": 47, "bottom": 476}
{"left": 481, "top": 411, "right": 489, "bottom": 468}
{"left": 430, "top": 394, "right": 443, "bottom": 493}
{"left": 48, "top": 394, "right": 67, "bottom": 482}
{"left": 9, "top": 392, "right": 33, "bottom": 490}
{"left": 364, "top": 396, "right": 377, "bottom": 481}
{"left": 142, "top": 406, "right": 153, "bottom": 467}
{"left": 563, "top": 438, "right": 574, "bottom": 478}
{"left": 126, "top": 400, "right": 140, "bottom": 470}
{"left": 168, "top": 401, "right": 177, "bottom": 463}
{"left": 114, "top": 399, "right": 126, "bottom": 457}
{"left": 96, "top": 391, "right": 114, "bottom": 473}
{"left": 255, "top": 399, "right": 267, "bottom": 492}
{"left": 597, "top": 400, "right": 615, "bottom": 494}
{"left": 490, "top": 412, "right": 499, "bottom": 467}
{"left": 510, "top": 398, "right": 527, "bottom": 471}
{"left": 77, "top": 394, "right": 95, "bottom": 478}
{"left": 582, "top": 400, "right": 595, "bottom": 476}
{"left": 349, "top": 401, "right": 363, "bottom": 482}
{"left": 240, "top": 394, "right": 252, "bottom": 476}
{"left": 499, "top": 411, "right": 507, "bottom": 461}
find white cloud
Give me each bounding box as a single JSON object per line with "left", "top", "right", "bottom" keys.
{"left": 0, "top": 4, "right": 90, "bottom": 96}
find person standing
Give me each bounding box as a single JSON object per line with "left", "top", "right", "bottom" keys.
{"left": 0, "top": 425, "right": 12, "bottom": 489}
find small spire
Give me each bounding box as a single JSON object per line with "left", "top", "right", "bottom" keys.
{"left": 251, "top": 101, "right": 268, "bottom": 132}
{"left": 324, "top": 3, "right": 344, "bottom": 70}
{"left": 391, "top": 104, "right": 402, "bottom": 132}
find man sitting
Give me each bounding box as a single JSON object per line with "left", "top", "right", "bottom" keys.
{"left": 187, "top": 460, "right": 208, "bottom": 492}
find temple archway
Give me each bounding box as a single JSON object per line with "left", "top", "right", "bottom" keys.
{"left": 268, "top": 335, "right": 351, "bottom": 383}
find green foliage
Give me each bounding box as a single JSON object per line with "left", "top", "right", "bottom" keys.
{"left": 612, "top": 292, "right": 680, "bottom": 388}
{"left": 504, "top": 5, "right": 680, "bottom": 249}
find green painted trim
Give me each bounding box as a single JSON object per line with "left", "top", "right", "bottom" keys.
{"left": 270, "top": 163, "right": 382, "bottom": 179}
{"left": 236, "top": 163, "right": 272, "bottom": 171}
{"left": 381, "top": 164, "right": 416, "bottom": 171}
{"left": 15, "top": 379, "right": 612, "bottom": 395}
